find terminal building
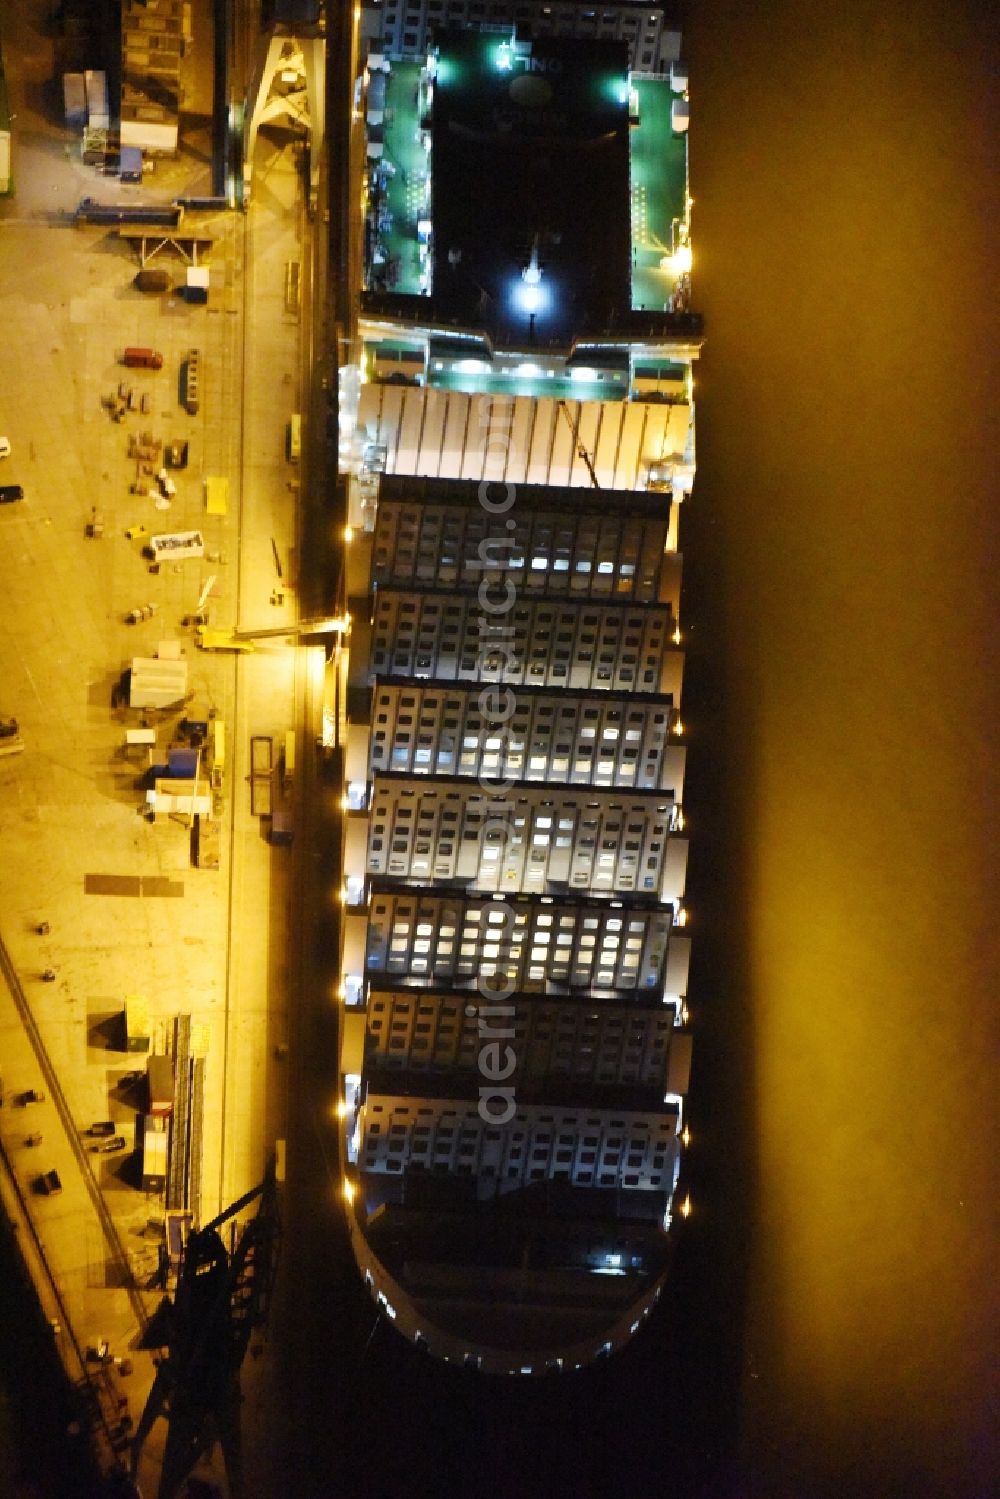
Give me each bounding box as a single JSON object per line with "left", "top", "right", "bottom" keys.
{"left": 335, "top": 6, "right": 701, "bottom": 1373}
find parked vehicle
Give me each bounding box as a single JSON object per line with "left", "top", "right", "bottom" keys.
{"left": 86, "top": 1120, "right": 116, "bottom": 1137}
{"left": 121, "top": 347, "right": 163, "bottom": 370}
{"left": 182, "top": 349, "right": 200, "bottom": 414}
{"left": 90, "top": 1136, "right": 127, "bottom": 1154}
{"left": 0, "top": 485, "right": 24, "bottom": 504}
{"left": 77, "top": 198, "right": 183, "bottom": 228}
{"left": 25, "top": 1132, "right": 42, "bottom": 1147}
{"left": 142, "top": 1118, "right": 168, "bottom": 1193}
{"left": 134, "top": 269, "right": 172, "bottom": 294}
{"left": 0, "top": 437, "right": 11, "bottom": 459}
{"left": 36, "top": 1170, "right": 62, "bottom": 1195}
{"left": 146, "top": 1055, "right": 174, "bottom": 1118}
{"left": 19, "top": 1089, "right": 45, "bottom": 1105}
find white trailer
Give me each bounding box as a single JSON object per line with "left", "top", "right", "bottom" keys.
{"left": 63, "top": 72, "right": 87, "bottom": 127}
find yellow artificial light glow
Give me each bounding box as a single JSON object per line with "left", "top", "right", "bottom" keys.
{"left": 673, "top": 720, "right": 685, "bottom": 736}
{"left": 343, "top": 1178, "right": 355, "bottom": 1204}
{"left": 672, "top": 627, "right": 682, "bottom": 644}
{"left": 344, "top": 525, "right": 353, "bottom": 542}
{"left": 680, "top": 1194, "right": 692, "bottom": 1219}
{"left": 335, "top": 1099, "right": 348, "bottom": 1118}
{"left": 681, "top": 1127, "right": 691, "bottom": 1147}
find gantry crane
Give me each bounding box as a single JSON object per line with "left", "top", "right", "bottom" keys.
{"left": 130, "top": 1165, "right": 281, "bottom": 1499}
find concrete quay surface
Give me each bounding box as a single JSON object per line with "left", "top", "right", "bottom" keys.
{"left": 0, "top": 6, "right": 316, "bottom": 1490}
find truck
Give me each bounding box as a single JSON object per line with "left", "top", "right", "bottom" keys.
{"left": 146, "top": 1055, "right": 174, "bottom": 1117}
{"left": 182, "top": 349, "right": 201, "bottom": 414}
{"left": 149, "top": 530, "right": 204, "bottom": 561}
{"left": 134, "top": 268, "right": 172, "bottom": 295}
{"left": 77, "top": 199, "right": 184, "bottom": 228}
{"left": 142, "top": 1118, "right": 168, "bottom": 1193}
{"left": 121, "top": 347, "right": 163, "bottom": 370}
{"left": 0, "top": 717, "right": 24, "bottom": 756}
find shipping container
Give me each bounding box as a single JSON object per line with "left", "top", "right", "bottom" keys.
{"left": 204, "top": 476, "right": 228, "bottom": 515}
{"left": 195, "top": 815, "right": 220, "bottom": 869}
{"left": 146, "top": 1055, "right": 174, "bottom": 1116}
{"left": 0, "top": 51, "right": 11, "bottom": 196}
{"left": 119, "top": 146, "right": 143, "bottom": 183}
{"left": 268, "top": 771, "right": 293, "bottom": 846}
{"left": 166, "top": 743, "right": 199, "bottom": 778}
{"left": 125, "top": 993, "right": 151, "bottom": 1053}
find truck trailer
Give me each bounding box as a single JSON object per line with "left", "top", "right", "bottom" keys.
{"left": 125, "top": 993, "right": 151, "bottom": 1053}
{"left": 63, "top": 72, "right": 87, "bottom": 127}
{"left": 146, "top": 1055, "right": 174, "bottom": 1117}
{"left": 142, "top": 1118, "right": 168, "bottom": 1193}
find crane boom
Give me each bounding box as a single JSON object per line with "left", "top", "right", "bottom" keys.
{"left": 557, "top": 400, "right": 600, "bottom": 488}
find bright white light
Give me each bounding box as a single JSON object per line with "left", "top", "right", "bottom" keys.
{"left": 513, "top": 280, "right": 550, "bottom": 318}
{"left": 454, "top": 358, "right": 489, "bottom": 374}
{"left": 570, "top": 367, "right": 598, "bottom": 382}
{"left": 515, "top": 362, "right": 541, "bottom": 377}
{"left": 522, "top": 263, "right": 542, "bottom": 286}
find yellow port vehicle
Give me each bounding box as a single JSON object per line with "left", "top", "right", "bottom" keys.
{"left": 195, "top": 626, "right": 256, "bottom": 653}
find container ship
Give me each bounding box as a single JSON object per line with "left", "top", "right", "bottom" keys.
{"left": 335, "top": 1, "right": 701, "bottom": 1374}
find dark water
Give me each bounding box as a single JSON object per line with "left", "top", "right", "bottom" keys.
{"left": 684, "top": 0, "right": 1000, "bottom": 1494}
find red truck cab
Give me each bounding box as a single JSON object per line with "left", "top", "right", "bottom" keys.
{"left": 121, "top": 347, "right": 163, "bottom": 370}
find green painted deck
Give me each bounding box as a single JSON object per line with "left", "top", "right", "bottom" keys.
{"left": 427, "top": 367, "right": 628, "bottom": 402}
{"left": 629, "top": 79, "right": 689, "bottom": 311}
{"left": 373, "top": 61, "right": 427, "bottom": 297}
